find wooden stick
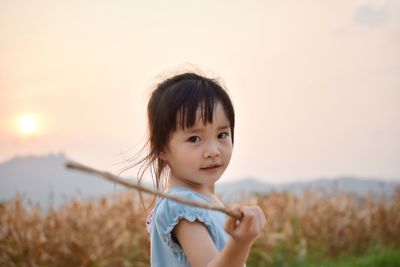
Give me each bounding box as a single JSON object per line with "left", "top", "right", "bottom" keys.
{"left": 65, "top": 161, "right": 243, "bottom": 220}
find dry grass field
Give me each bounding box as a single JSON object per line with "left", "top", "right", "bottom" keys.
{"left": 1, "top": 188, "right": 399, "bottom": 267}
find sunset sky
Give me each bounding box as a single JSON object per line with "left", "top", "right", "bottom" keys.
{"left": 1, "top": 0, "right": 399, "bottom": 183}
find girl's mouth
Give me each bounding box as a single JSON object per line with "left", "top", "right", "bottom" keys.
{"left": 200, "top": 164, "right": 222, "bottom": 171}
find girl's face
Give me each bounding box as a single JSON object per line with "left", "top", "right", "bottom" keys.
{"left": 161, "top": 102, "right": 233, "bottom": 188}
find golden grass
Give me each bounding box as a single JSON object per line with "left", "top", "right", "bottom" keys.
{"left": 250, "top": 188, "right": 400, "bottom": 265}
{"left": 1, "top": 188, "right": 399, "bottom": 266}
{"left": 0, "top": 193, "right": 149, "bottom": 267}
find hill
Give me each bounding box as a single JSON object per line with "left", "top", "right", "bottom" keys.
{"left": 0, "top": 153, "right": 124, "bottom": 208}
{"left": 217, "top": 177, "right": 399, "bottom": 202}
{"left": 1, "top": 154, "right": 398, "bottom": 207}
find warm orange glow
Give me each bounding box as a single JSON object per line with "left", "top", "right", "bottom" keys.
{"left": 17, "top": 114, "right": 40, "bottom": 136}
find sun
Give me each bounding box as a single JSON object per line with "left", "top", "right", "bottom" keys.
{"left": 17, "top": 113, "right": 40, "bottom": 136}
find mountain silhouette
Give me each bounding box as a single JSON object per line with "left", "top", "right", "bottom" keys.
{"left": 1, "top": 154, "right": 398, "bottom": 207}
{"left": 216, "top": 177, "right": 399, "bottom": 202}
{"left": 0, "top": 153, "right": 125, "bottom": 208}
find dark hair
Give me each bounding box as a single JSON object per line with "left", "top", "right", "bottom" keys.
{"left": 121, "top": 72, "right": 235, "bottom": 201}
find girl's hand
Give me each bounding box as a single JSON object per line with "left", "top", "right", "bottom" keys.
{"left": 224, "top": 205, "right": 266, "bottom": 245}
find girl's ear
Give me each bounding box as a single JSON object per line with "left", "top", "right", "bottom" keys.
{"left": 159, "top": 151, "right": 168, "bottom": 161}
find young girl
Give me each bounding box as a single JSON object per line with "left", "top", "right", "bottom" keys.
{"left": 136, "top": 71, "right": 266, "bottom": 267}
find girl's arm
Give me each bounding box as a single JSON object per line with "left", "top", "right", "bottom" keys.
{"left": 174, "top": 205, "right": 266, "bottom": 267}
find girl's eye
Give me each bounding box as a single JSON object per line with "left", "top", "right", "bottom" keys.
{"left": 187, "top": 136, "right": 201, "bottom": 143}
{"left": 218, "top": 132, "right": 230, "bottom": 139}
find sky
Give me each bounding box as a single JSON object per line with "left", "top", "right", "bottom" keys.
{"left": 0, "top": 0, "right": 399, "bottom": 183}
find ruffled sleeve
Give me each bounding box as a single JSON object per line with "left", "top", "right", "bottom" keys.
{"left": 153, "top": 190, "right": 218, "bottom": 263}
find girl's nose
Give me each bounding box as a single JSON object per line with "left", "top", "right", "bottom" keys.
{"left": 203, "top": 142, "right": 221, "bottom": 158}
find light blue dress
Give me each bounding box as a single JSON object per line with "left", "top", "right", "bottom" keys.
{"left": 148, "top": 187, "right": 229, "bottom": 267}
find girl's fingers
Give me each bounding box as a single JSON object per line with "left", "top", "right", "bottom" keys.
{"left": 241, "top": 207, "right": 256, "bottom": 227}
{"left": 239, "top": 206, "right": 266, "bottom": 234}
{"left": 224, "top": 205, "right": 242, "bottom": 233}
{"left": 254, "top": 206, "right": 267, "bottom": 227}
{"left": 225, "top": 204, "right": 267, "bottom": 243}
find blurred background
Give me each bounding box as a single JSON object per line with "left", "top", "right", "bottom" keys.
{"left": 1, "top": 1, "right": 400, "bottom": 266}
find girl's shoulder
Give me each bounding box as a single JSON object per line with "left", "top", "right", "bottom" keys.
{"left": 149, "top": 187, "right": 228, "bottom": 265}
{"left": 148, "top": 186, "right": 229, "bottom": 262}
{"left": 152, "top": 187, "right": 217, "bottom": 229}
{"left": 164, "top": 186, "right": 214, "bottom": 203}
{"left": 154, "top": 187, "right": 213, "bottom": 216}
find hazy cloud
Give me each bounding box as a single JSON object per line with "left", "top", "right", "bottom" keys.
{"left": 355, "top": 4, "right": 389, "bottom": 27}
